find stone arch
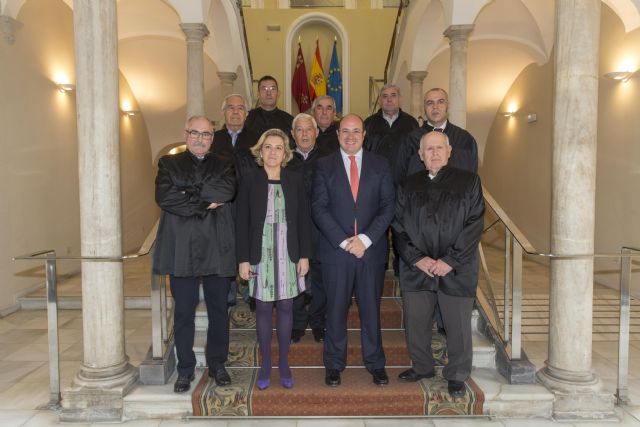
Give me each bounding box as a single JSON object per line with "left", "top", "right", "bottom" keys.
{"left": 283, "top": 12, "right": 349, "bottom": 113}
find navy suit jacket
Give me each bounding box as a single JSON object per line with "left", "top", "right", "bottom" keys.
{"left": 312, "top": 149, "right": 395, "bottom": 265}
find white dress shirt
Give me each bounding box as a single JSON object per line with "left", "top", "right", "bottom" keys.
{"left": 338, "top": 148, "right": 372, "bottom": 250}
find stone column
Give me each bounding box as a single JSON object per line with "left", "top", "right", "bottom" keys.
{"left": 406, "top": 71, "right": 428, "bottom": 119}
{"left": 181, "top": 23, "right": 209, "bottom": 118}
{"left": 536, "top": 0, "right": 614, "bottom": 420}
{"left": 217, "top": 71, "right": 238, "bottom": 100}
{"left": 1, "top": 15, "right": 22, "bottom": 44}
{"left": 443, "top": 24, "right": 473, "bottom": 128}
{"left": 61, "top": 0, "right": 137, "bottom": 422}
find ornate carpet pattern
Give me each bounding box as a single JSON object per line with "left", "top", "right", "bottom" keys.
{"left": 193, "top": 275, "right": 484, "bottom": 416}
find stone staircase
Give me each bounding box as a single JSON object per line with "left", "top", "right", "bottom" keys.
{"left": 123, "top": 273, "right": 554, "bottom": 419}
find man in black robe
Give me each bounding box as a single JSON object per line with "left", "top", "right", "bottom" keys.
{"left": 244, "top": 75, "right": 294, "bottom": 142}
{"left": 392, "top": 131, "right": 484, "bottom": 398}
{"left": 312, "top": 95, "right": 340, "bottom": 154}
{"left": 287, "top": 113, "right": 331, "bottom": 344}
{"left": 153, "top": 115, "right": 236, "bottom": 393}
{"left": 397, "top": 87, "right": 478, "bottom": 179}
{"left": 212, "top": 93, "right": 259, "bottom": 178}
{"left": 364, "top": 83, "right": 418, "bottom": 183}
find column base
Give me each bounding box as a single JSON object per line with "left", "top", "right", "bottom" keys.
{"left": 60, "top": 362, "right": 138, "bottom": 422}
{"left": 537, "top": 365, "right": 615, "bottom": 420}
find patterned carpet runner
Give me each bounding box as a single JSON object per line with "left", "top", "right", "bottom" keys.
{"left": 191, "top": 276, "right": 485, "bottom": 416}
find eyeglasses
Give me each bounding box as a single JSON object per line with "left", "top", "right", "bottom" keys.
{"left": 259, "top": 85, "right": 277, "bottom": 92}
{"left": 186, "top": 129, "right": 213, "bottom": 139}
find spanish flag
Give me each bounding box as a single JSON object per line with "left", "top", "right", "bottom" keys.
{"left": 309, "top": 39, "right": 326, "bottom": 101}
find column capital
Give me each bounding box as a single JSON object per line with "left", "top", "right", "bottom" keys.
{"left": 1, "top": 15, "right": 23, "bottom": 45}
{"left": 180, "top": 23, "right": 209, "bottom": 42}
{"left": 406, "top": 71, "right": 428, "bottom": 84}
{"left": 217, "top": 71, "right": 238, "bottom": 84}
{"left": 443, "top": 24, "right": 474, "bottom": 43}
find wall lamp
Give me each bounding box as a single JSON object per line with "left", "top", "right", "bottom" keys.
{"left": 502, "top": 111, "right": 516, "bottom": 118}
{"left": 56, "top": 83, "right": 75, "bottom": 93}
{"left": 604, "top": 71, "right": 636, "bottom": 82}
{"left": 121, "top": 109, "right": 140, "bottom": 116}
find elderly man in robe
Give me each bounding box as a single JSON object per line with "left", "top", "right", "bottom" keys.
{"left": 392, "top": 131, "right": 484, "bottom": 398}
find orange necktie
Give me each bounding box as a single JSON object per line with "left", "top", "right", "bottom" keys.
{"left": 349, "top": 155, "right": 359, "bottom": 201}
{"left": 349, "top": 155, "right": 359, "bottom": 235}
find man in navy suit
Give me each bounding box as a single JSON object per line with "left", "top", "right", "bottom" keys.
{"left": 312, "top": 114, "right": 395, "bottom": 387}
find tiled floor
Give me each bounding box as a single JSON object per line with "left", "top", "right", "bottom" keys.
{"left": 3, "top": 245, "right": 640, "bottom": 425}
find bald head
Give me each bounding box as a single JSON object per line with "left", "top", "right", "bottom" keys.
{"left": 418, "top": 131, "right": 451, "bottom": 175}
{"left": 337, "top": 114, "right": 365, "bottom": 155}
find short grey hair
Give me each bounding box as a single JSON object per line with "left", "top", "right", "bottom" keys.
{"left": 419, "top": 130, "right": 450, "bottom": 151}
{"left": 221, "top": 93, "right": 247, "bottom": 111}
{"left": 311, "top": 95, "right": 337, "bottom": 111}
{"left": 292, "top": 113, "right": 318, "bottom": 130}
{"left": 380, "top": 83, "right": 401, "bottom": 97}
{"left": 185, "top": 115, "right": 213, "bottom": 131}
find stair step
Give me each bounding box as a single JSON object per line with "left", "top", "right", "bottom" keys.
{"left": 193, "top": 327, "right": 495, "bottom": 369}
{"left": 123, "top": 366, "right": 552, "bottom": 419}
{"left": 201, "top": 297, "right": 403, "bottom": 331}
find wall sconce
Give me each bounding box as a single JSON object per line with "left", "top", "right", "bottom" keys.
{"left": 56, "top": 83, "right": 75, "bottom": 93}
{"left": 502, "top": 111, "right": 516, "bottom": 118}
{"left": 604, "top": 71, "right": 635, "bottom": 82}
{"left": 121, "top": 109, "right": 140, "bottom": 116}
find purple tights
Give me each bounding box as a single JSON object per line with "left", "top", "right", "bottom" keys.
{"left": 255, "top": 299, "right": 293, "bottom": 381}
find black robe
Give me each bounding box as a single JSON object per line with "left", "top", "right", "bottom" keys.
{"left": 364, "top": 109, "right": 418, "bottom": 184}
{"left": 244, "top": 107, "right": 294, "bottom": 144}
{"left": 392, "top": 166, "right": 484, "bottom": 297}
{"left": 153, "top": 151, "right": 236, "bottom": 277}
{"left": 316, "top": 122, "right": 340, "bottom": 154}
{"left": 212, "top": 126, "right": 259, "bottom": 178}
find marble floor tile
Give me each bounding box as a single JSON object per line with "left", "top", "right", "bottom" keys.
{"left": 0, "top": 361, "right": 44, "bottom": 383}
{"left": 3, "top": 342, "right": 74, "bottom": 362}
{"left": 0, "top": 409, "right": 39, "bottom": 427}
{"left": 0, "top": 329, "right": 46, "bottom": 344}
{"left": 0, "top": 380, "right": 50, "bottom": 409}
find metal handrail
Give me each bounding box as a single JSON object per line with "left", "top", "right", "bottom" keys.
{"left": 478, "top": 187, "right": 639, "bottom": 395}
{"left": 383, "top": 0, "right": 406, "bottom": 84}
{"left": 12, "top": 218, "right": 165, "bottom": 407}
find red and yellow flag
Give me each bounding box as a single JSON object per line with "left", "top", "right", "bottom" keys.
{"left": 309, "top": 39, "right": 326, "bottom": 101}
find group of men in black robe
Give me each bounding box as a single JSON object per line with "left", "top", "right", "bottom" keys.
{"left": 153, "top": 74, "right": 484, "bottom": 398}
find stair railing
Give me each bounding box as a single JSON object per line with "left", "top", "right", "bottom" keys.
{"left": 478, "top": 187, "right": 640, "bottom": 395}
{"left": 12, "top": 217, "right": 164, "bottom": 407}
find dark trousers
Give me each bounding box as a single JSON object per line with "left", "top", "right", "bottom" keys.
{"left": 170, "top": 275, "right": 231, "bottom": 376}
{"left": 292, "top": 260, "right": 326, "bottom": 330}
{"left": 403, "top": 290, "right": 474, "bottom": 381}
{"left": 322, "top": 258, "right": 386, "bottom": 372}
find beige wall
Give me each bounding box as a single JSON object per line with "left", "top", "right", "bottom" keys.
{"left": 0, "top": 0, "right": 157, "bottom": 312}
{"left": 243, "top": 2, "right": 396, "bottom": 117}
{"left": 480, "top": 5, "right": 640, "bottom": 292}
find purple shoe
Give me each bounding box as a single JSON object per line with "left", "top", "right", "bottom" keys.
{"left": 280, "top": 377, "right": 294, "bottom": 389}
{"left": 256, "top": 378, "right": 270, "bottom": 390}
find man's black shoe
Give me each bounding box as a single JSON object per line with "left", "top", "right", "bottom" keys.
{"left": 398, "top": 368, "right": 435, "bottom": 382}
{"left": 325, "top": 369, "right": 341, "bottom": 387}
{"left": 448, "top": 380, "right": 466, "bottom": 398}
{"left": 209, "top": 367, "right": 231, "bottom": 386}
{"left": 174, "top": 373, "right": 195, "bottom": 393}
{"left": 312, "top": 328, "right": 325, "bottom": 342}
{"left": 371, "top": 368, "right": 389, "bottom": 386}
{"left": 291, "top": 329, "right": 305, "bottom": 343}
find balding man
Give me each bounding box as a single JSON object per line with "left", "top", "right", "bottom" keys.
{"left": 312, "top": 114, "right": 395, "bottom": 387}
{"left": 213, "top": 94, "right": 259, "bottom": 177}
{"left": 392, "top": 131, "right": 484, "bottom": 398}
{"left": 364, "top": 84, "right": 418, "bottom": 182}
{"left": 154, "top": 116, "right": 236, "bottom": 393}
{"left": 312, "top": 95, "right": 340, "bottom": 154}
{"left": 398, "top": 87, "right": 478, "bottom": 180}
